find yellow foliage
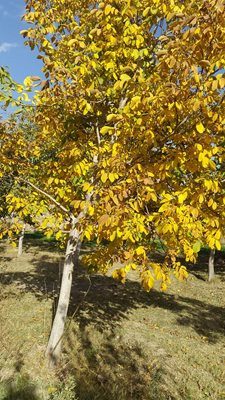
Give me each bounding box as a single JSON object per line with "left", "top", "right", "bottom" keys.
{"left": 1, "top": 0, "right": 223, "bottom": 294}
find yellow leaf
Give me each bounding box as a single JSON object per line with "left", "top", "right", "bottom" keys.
{"left": 67, "top": 38, "right": 76, "bottom": 46}
{"left": 193, "top": 241, "right": 201, "bottom": 253}
{"left": 84, "top": 230, "right": 91, "bottom": 240}
{"left": 196, "top": 122, "right": 205, "bottom": 133}
{"left": 110, "top": 231, "right": 116, "bottom": 241}
{"left": 111, "top": 195, "right": 119, "bottom": 205}
{"left": 83, "top": 182, "right": 91, "bottom": 191}
{"left": 79, "top": 41, "right": 86, "bottom": 49}
{"left": 109, "top": 173, "right": 115, "bottom": 183}
{"left": 100, "top": 126, "right": 112, "bottom": 135}
{"left": 175, "top": 102, "right": 182, "bottom": 110}
{"left": 178, "top": 192, "right": 187, "bottom": 204}
{"left": 132, "top": 49, "right": 140, "bottom": 60}
{"left": 158, "top": 203, "right": 169, "bottom": 212}
{"left": 162, "top": 224, "right": 171, "bottom": 234}
{"left": 120, "top": 73, "right": 131, "bottom": 83}
{"left": 58, "top": 188, "right": 64, "bottom": 198}
{"left": 208, "top": 198, "right": 213, "bottom": 207}
{"left": 136, "top": 246, "right": 145, "bottom": 256}
{"left": 215, "top": 240, "right": 221, "bottom": 250}
{"left": 48, "top": 387, "right": 57, "bottom": 394}
{"left": 199, "top": 194, "right": 204, "bottom": 203}
{"left": 56, "top": 231, "right": 62, "bottom": 240}
{"left": 107, "top": 114, "right": 117, "bottom": 122}
{"left": 105, "top": 4, "right": 112, "bottom": 15}
{"left": 143, "top": 7, "right": 150, "bottom": 17}
{"left": 23, "top": 76, "right": 33, "bottom": 86}
{"left": 212, "top": 201, "right": 217, "bottom": 210}
{"left": 88, "top": 206, "right": 94, "bottom": 216}
{"left": 141, "top": 271, "right": 155, "bottom": 292}
{"left": 196, "top": 143, "right": 202, "bottom": 151}
{"left": 215, "top": 230, "right": 221, "bottom": 240}
{"left": 101, "top": 172, "right": 108, "bottom": 183}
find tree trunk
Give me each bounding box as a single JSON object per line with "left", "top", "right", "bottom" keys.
{"left": 208, "top": 249, "right": 215, "bottom": 282}
{"left": 18, "top": 224, "right": 25, "bottom": 257}
{"left": 46, "top": 226, "right": 81, "bottom": 366}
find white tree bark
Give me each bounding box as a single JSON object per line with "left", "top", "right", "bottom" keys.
{"left": 208, "top": 249, "right": 215, "bottom": 282}
{"left": 18, "top": 224, "right": 25, "bottom": 257}
{"left": 46, "top": 225, "right": 81, "bottom": 366}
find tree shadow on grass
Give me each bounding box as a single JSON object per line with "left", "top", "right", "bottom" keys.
{"left": 0, "top": 356, "right": 38, "bottom": 400}
{"left": 23, "top": 232, "right": 62, "bottom": 254}
{"left": 1, "top": 376, "right": 38, "bottom": 400}
{"left": 67, "top": 269, "right": 225, "bottom": 344}
{"left": 0, "top": 249, "right": 224, "bottom": 400}
{"left": 0, "top": 254, "right": 224, "bottom": 344}
{"left": 64, "top": 326, "right": 169, "bottom": 400}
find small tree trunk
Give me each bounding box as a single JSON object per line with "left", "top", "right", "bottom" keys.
{"left": 18, "top": 224, "right": 25, "bottom": 257}
{"left": 208, "top": 249, "right": 215, "bottom": 282}
{"left": 46, "top": 226, "right": 81, "bottom": 366}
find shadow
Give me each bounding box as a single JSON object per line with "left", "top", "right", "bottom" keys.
{"left": 0, "top": 245, "right": 5, "bottom": 253}
{"left": 64, "top": 328, "right": 168, "bottom": 400}
{"left": 0, "top": 256, "right": 63, "bottom": 301}
{"left": 23, "top": 232, "right": 62, "bottom": 254}
{"left": 0, "top": 256, "right": 13, "bottom": 263}
{"left": 67, "top": 271, "right": 225, "bottom": 344}
{"left": 0, "top": 254, "right": 224, "bottom": 344}
{"left": 1, "top": 242, "right": 224, "bottom": 399}
{"left": 0, "top": 356, "right": 38, "bottom": 400}
{"left": 1, "top": 376, "right": 38, "bottom": 400}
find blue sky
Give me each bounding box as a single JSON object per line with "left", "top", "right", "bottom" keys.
{"left": 0, "top": 0, "right": 43, "bottom": 84}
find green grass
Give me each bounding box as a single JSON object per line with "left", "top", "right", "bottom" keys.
{"left": 0, "top": 238, "right": 224, "bottom": 399}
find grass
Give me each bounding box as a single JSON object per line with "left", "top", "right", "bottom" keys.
{"left": 0, "top": 237, "right": 224, "bottom": 399}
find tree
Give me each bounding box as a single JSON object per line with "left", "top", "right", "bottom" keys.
{"left": 208, "top": 248, "right": 216, "bottom": 282}
{"left": 2, "top": 0, "right": 224, "bottom": 364}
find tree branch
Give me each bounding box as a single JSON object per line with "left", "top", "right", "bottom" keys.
{"left": 17, "top": 177, "right": 73, "bottom": 217}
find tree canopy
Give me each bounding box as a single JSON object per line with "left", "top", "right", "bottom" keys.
{"left": 16, "top": 0, "right": 225, "bottom": 284}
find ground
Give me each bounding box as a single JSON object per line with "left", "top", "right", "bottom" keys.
{"left": 0, "top": 236, "right": 224, "bottom": 400}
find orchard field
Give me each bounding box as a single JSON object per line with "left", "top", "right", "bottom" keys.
{"left": 0, "top": 236, "right": 224, "bottom": 400}
{"left": 1, "top": 0, "right": 225, "bottom": 399}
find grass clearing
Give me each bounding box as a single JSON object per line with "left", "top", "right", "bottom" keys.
{"left": 0, "top": 238, "right": 224, "bottom": 399}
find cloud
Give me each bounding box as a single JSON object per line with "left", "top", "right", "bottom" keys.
{"left": 0, "top": 42, "right": 18, "bottom": 53}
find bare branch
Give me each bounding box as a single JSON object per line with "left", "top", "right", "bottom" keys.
{"left": 96, "top": 122, "right": 101, "bottom": 147}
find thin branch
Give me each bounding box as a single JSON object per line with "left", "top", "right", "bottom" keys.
{"left": 96, "top": 121, "right": 101, "bottom": 147}
{"left": 119, "top": 96, "right": 128, "bottom": 110}
{"left": 17, "top": 177, "right": 73, "bottom": 217}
